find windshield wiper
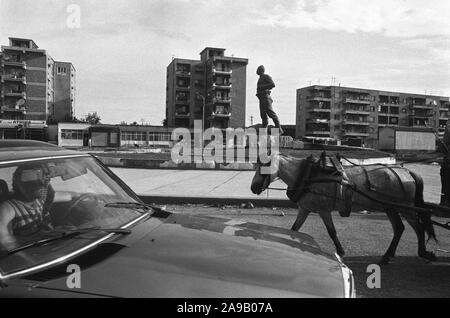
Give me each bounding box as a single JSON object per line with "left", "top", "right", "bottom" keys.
{"left": 104, "top": 201, "right": 151, "bottom": 212}
{"left": 6, "top": 227, "right": 131, "bottom": 256}
{"left": 105, "top": 202, "right": 172, "bottom": 218}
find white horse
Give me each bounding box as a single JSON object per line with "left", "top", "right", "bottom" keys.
{"left": 251, "top": 152, "right": 437, "bottom": 264}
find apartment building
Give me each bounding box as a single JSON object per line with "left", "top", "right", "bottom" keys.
{"left": 0, "top": 37, "right": 75, "bottom": 140}
{"left": 296, "top": 85, "right": 450, "bottom": 148}
{"left": 166, "top": 47, "right": 248, "bottom": 129}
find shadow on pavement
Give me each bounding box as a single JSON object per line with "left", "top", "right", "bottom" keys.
{"left": 345, "top": 256, "right": 450, "bottom": 298}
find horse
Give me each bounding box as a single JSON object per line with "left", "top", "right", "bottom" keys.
{"left": 251, "top": 152, "right": 437, "bottom": 264}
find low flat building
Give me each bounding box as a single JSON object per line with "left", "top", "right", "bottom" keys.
{"left": 118, "top": 125, "right": 175, "bottom": 148}
{"left": 57, "top": 122, "right": 90, "bottom": 148}
{"left": 56, "top": 123, "right": 185, "bottom": 149}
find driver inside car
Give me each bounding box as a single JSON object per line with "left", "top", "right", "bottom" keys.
{"left": 0, "top": 165, "right": 54, "bottom": 249}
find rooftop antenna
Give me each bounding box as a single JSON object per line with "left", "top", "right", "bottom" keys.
{"left": 331, "top": 77, "right": 337, "bottom": 86}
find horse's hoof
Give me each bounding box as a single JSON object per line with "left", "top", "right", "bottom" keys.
{"left": 420, "top": 251, "right": 437, "bottom": 262}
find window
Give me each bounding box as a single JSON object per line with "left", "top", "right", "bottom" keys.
{"left": 148, "top": 133, "right": 171, "bottom": 141}
{"left": 57, "top": 67, "right": 67, "bottom": 75}
{"left": 120, "top": 132, "right": 147, "bottom": 142}
{"left": 61, "top": 129, "right": 83, "bottom": 140}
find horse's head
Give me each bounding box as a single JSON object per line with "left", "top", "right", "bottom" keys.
{"left": 251, "top": 152, "right": 280, "bottom": 195}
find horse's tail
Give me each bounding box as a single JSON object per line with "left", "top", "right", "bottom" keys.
{"left": 410, "top": 171, "right": 437, "bottom": 242}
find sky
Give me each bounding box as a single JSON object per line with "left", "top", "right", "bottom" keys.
{"left": 1, "top": 0, "right": 450, "bottom": 126}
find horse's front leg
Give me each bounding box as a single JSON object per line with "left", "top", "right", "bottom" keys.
{"left": 291, "top": 205, "right": 310, "bottom": 232}
{"left": 319, "top": 211, "right": 345, "bottom": 257}
{"left": 379, "top": 210, "right": 404, "bottom": 265}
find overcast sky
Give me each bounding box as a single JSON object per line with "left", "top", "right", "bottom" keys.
{"left": 1, "top": 0, "right": 450, "bottom": 125}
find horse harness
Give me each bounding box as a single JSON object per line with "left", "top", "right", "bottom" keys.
{"left": 285, "top": 152, "right": 413, "bottom": 218}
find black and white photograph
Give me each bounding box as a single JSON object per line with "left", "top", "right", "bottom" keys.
{"left": 0, "top": 0, "right": 449, "bottom": 301}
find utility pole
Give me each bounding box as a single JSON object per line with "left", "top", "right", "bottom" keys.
{"left": 196, "top": 92, "right": 206, "bottom": 141}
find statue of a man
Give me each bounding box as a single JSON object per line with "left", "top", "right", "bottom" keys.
{"left": 256, "top": 65, "right": 284, "bottom": 135}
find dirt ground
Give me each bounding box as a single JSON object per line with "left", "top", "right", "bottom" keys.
{"left": 161, "top": 204, "right": 450, "bottom": 298}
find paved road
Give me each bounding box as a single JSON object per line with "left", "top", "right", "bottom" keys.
{"left": 112, "top": 163, "right": 442, "bottom": 203}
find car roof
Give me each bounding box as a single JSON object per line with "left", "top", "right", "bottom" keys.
{"left": 0, "top": 140, "right": 88, "bottom": 163}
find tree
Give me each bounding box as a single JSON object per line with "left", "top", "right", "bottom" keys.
{"left": 85, "top": 112, "right": 101, "bottom": 125}
{"left": 162, "top": 118, "right": 168, "bottom": 127}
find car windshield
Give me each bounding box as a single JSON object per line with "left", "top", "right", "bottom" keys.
{"left": 0, "top": 155, "right": 146, "bottom": 276}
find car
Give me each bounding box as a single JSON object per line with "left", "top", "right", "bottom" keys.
{"left": 0, "top": 140, "right": 355, "bottom": 298}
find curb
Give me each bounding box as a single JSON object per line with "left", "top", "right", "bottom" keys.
{"left": 138, "top": 195, "right": 297, "bottom": 208}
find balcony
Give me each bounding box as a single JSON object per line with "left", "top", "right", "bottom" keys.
{"left": 1, "top": 105, "right": 26, "bottom": 114}
{"left": 2, "top": 74, "right": 26, "bottom": 84}
{"left": 306, "top": 118, "right": 330, "bottom": 124}
{"left": 306, "top": 130, "right": 331, "bottom": 136}
{"left": 2, "top": 45, "right": 45, "bottom": 54}
{"left": 411, "top": 104, "right": 434, "bottom": 110}
{"left": 378, "top": 124, "right": 399, "bottom": 128}
{"left": 212, "top": 82, "right": 232, "bottom": 90}
{"left": 343, "top": 120, "right": 370, "bottom": 126}
{"left": 176, "top": 70, "right": 191, "bottom": 77}
{"left": 2, "top": 90, "right": 26, "bottom": 99}
{"left": 1, "top": 60, "right": 26, "bottom": 69}
{"left": 212, "top": 68, "right": 232, "bottom": 75}
{"left": 175, "top": 112, "right": 190, "bottom": 118}
{"left": 345, "top": 109, "right": 370, "bottom": 115}
{"left": 307, "top": 95, "right": 331, "bottom": 102}
{"left": 344, "top": 131, "right": 370, "bottom": 137}
{"left": 176, "top": 85, "right": 190, "bottom": 91}
{"left": 412, "top": 114, "right": 432, "bottom": 119}
{"left": 343, "top": 98, "right": 371, "bottom": 105}
{"left": 212, "top": 104, "right": 231, "bottom": 117}
{"left": 213, "top": 97, "right": 231, "bottom": 104}
{"left": 379, "top": 97, "right": 400, "bottom": 105}
{"left": 308, "top": 107, "right": 331, "bottom": 113}
{"left": 212, "top": 111, "right": 231, "bottom": 118}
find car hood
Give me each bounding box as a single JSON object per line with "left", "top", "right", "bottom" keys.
{"left": 4, "top": 212, "right": 345, "bottom": 298}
